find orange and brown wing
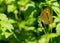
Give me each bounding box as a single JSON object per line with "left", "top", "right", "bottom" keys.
{"left": 40, "top": 7, "right": 52, "bottom": 24}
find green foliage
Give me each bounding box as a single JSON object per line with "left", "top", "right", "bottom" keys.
{"left": 0, "top": 13, "right": 14, "bottom": 39}
{"left": 0, "top": 0, "right": 60, "bottom": 43}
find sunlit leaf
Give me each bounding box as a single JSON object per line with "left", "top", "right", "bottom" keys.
{"left": 18, "top": 0, "right": 30, "bottom": 6}
{"left": 0, "top": 13, "right": 8, "bottom": 21}
{"left": 7, "top": 4, "right": 16, "bottom": 12}
{"left": 56, "top": 23, "right": 60, "bottom": 35}
{"left": 54, "top": 17, "right": 60, "bottom": 23}
{"left": 5, "top": 0, "right": 15, "bottom": 4}
{"left": 39, "top": 33, "right": 58, "bottom": 43}
{"left": 18, "top": 21, "right": 26, "bottom": 30}
{"left": 24, "top": 26, "right": 35, "bottom": 31}
{"left": 2, "top": 32, "right": 12, "bottom": 38}
{"left": 0, "top": 0, "right": 3, "bottom": 4}
{"left": 52, "top": 2, "right": 60, "bottom": 17}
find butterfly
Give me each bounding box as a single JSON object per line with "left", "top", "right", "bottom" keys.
{"left": 39, "top": 7, "right": 53, "bottom": 24}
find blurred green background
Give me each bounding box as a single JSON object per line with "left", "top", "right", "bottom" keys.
{"left": 0, "top": 0, "right": 60, "bottom": 43}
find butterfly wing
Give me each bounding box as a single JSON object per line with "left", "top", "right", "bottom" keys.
{"left": 40, "top": 7, "right": 52, "bottom": 24}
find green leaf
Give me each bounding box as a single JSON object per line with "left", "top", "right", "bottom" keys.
{"left": 24, "top": 26, "right": 35, "bottom": 31}
{"left": 7, "top": 4, "right": 16, "bottom": 12}
{"left": 8, "top": 19, "right": 16, "bottom": 23}
{"left": 27, "top": 40, "right": 37, "bottom": 43}
{"left": 2, "top": 32, "right": 12, "bottom": 38}
{"left": 5, "top": 0, "right": 15, "bottom": 4}
{"left": 0, "top": 0, "right": 3, "bottom": 4}
{"left": 0, "top": 13, "right": 14, "bottom": 38}
{"left": 0, "top": 13, "right": 8, "bottom": 21}
{"left": 39, "top": 33, "right": 58, "bottom": 43}
{"left": 18, "top": 0, "right": 30, "bottom": 6}
{"left": 54, "top": 17, "right": 60, "bottom": 23}
{"left": 56, "top": 23, "right": 60, "bottom": 35}
{"left": 24, "top": 4, "right": 35, "bottom": 19}
{"left": 18, "top": 21, "right": 26, "bottom": 30}
{"left": 52, "top": 2, "right": 60, "bottom": 17}
{"left": 26, "top": 17, "right": 36, "bottom": 26}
